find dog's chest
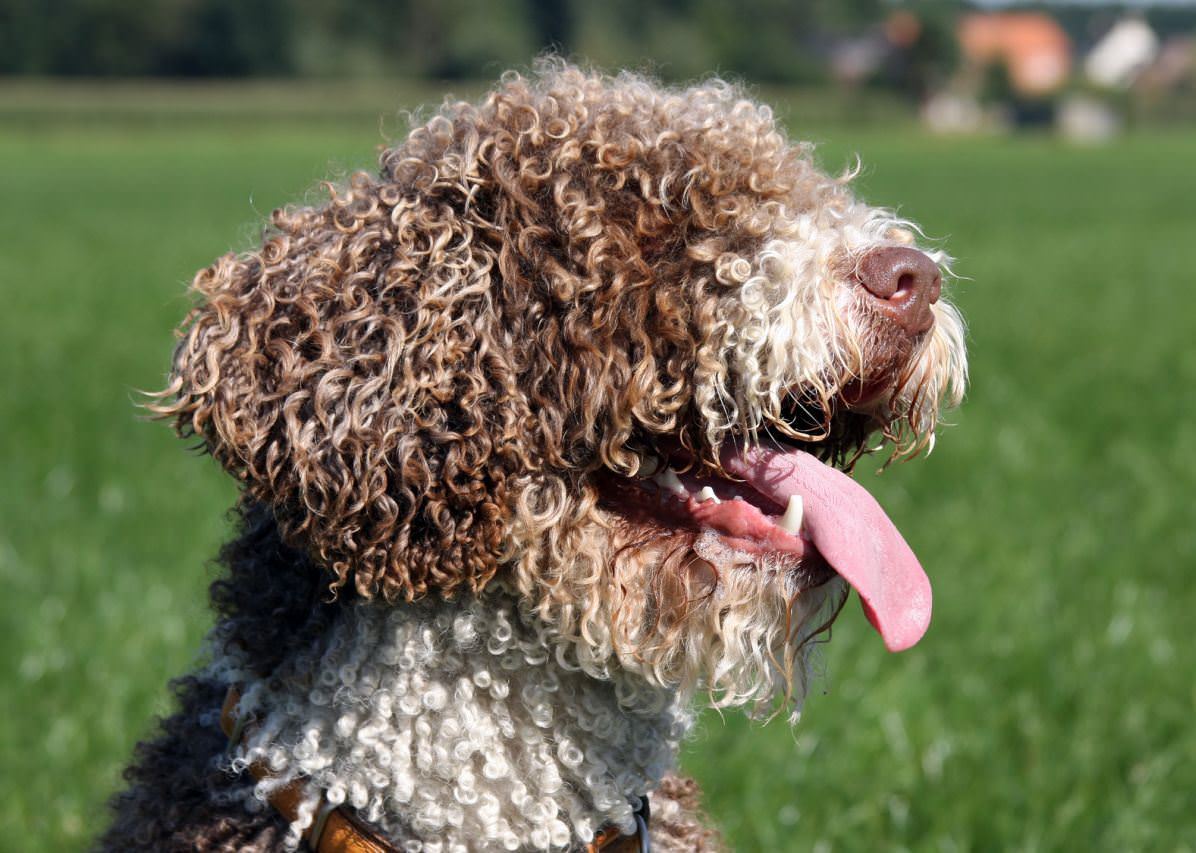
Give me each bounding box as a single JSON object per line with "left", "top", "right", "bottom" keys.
{"left": 213, "top": 590, "right": 691, "bottom": 851}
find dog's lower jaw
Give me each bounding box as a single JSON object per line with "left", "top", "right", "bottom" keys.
{"left": 209, "top": 585, "right": 692, "bottom": 851}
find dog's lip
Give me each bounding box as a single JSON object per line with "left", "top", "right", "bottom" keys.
{"left": 598, "top": 462, "right": 823, "bottom": 547}
{"left": 840, "top": 378, "right": 891, "bottom": 409}
{"left": 596, "top": 468, "right": 839, "bottom": 589}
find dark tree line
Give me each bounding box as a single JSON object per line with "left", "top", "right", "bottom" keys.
{"left": 0, "top": 0, "right": 947, "bottom": 82}
{"left": 4, "top": 1, "right": 1195, "bottom": 86}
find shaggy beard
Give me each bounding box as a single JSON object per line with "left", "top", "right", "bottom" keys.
{"left": 507, "top": 483, "right": 851, "bottom": 723}
{"left": 609, "top": 533, "right": 850, "bottom": 719}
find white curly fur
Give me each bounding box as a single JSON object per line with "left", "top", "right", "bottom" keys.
{"left": 208, "top": 555, "right": 847, "bottom": 850}
{"left": 210, "top": 586, "right": 692, "bottom": 851}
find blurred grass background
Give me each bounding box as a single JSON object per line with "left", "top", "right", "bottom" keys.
{"left": 2, "top": 80, "right": 1195, "bottom": 852}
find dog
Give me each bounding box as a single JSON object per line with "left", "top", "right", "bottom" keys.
{"left": 99, "top": 60, "right": 966, "bottom": 852}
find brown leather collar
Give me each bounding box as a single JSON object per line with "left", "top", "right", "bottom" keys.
{"left": 220, "top": 686, "right": 650, "bottom": 852}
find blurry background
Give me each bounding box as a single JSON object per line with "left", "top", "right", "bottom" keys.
{"left": 3, "top": 1, "right": 1195, "bottom": 849}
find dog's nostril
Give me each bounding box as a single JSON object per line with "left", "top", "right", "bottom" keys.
{"left": 856, "top": 246, "right": 941, "bottom": 334}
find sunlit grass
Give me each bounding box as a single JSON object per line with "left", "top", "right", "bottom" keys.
{"left": 2, "top": 88, "right": 1193, "bottom": 850}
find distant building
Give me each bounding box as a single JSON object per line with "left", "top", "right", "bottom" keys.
{"left": 1085, "top": 16, "right": 1160, "bottom": 89}
{"left": 1138, "top": 35, "right": 1195, "bottom": 91}
{"left": 958, "top": 12, "right": 1072, "bottom": 97}
{"left": 828, "top": 34, "right": 889, "bottom": 85}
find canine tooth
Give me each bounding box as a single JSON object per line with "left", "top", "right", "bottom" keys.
{"left": 778, "top": 494, "right": 804, "bottom": 534}
{"left": 697, "top": 486, "right": 720, "bottom": 504}
{"left": 656, "top": 468, "right": 686, "bottom": 495}
{"left": 637, "top": 455, "right": 661, "bottom": 477}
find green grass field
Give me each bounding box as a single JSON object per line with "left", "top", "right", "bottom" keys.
{"left": 2, "top": 84, "right": 1194, "bottom": 851}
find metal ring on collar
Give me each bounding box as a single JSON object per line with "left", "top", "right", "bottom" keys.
{"left": 634, "top": 806, "right": 651, "bottom": 852}
{"left": 308, "top": 799, "right": 338, "bottom": 851}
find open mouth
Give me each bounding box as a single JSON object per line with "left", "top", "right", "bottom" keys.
{"left": 597, "top": 430, "right": 932, "bottom": 653}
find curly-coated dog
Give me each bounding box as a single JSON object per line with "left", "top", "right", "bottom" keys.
{"left": 100, "top": 61, "right": 966, "bottom": 852}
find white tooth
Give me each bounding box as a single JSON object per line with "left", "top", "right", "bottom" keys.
{"left": 732, "top": 495, "right": 745, "bottom": 501}
{"left": 778, "top": 494, "right": 804, "bottom": 534}
{"left": 697, "top": 486, "right": 720, "bottom": 504}
{"left": 655, "top": 468, "right": 686, "bottom": 495}
{"left": 637, "top": 455, "right": 660, "bottom": 477}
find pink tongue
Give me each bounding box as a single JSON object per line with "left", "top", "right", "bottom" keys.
{"left": 721, "top": 443, "right": 932, "bottom": 652}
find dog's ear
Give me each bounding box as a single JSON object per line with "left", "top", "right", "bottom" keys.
{"left": 154, "top": 173, "right": 516, "bottom": 600}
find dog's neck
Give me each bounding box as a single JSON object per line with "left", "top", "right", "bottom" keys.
{"left": 211, "top": 585, "right": 691, "bottom": 850}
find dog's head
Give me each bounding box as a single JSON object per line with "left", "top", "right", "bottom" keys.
{"left": 159, "top": 61, "right": 966, "bottom": 715}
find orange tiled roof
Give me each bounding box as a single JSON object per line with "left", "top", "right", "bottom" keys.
{"left": 959, "top": 12, "right": 1073, "bottom": 95}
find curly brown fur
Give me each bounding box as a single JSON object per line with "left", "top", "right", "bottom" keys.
{"left": 649, "top": 774, "right": 725, "bottom": 852}
{"left": 106, "top": 60, "right": 966, "bottom": 851}
{"left": 209, "top": 500, "right": 349, "bottom": 676}
{"left": 150, "top": 64, "right": 831, "bottom": 603}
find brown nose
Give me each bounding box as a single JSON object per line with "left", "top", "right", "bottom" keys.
{"left": 856, "top": 246, "right": 941, "bottom": 335}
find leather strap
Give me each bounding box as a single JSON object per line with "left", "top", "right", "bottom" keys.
{"left": 220, "top": 688, "right": 398, "bottom": 853}
{"left": 220, "top": 686, "right": 649, "bottom": 852}
{"left": 586, "top": 796, "right": 650, "bottom": 853}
